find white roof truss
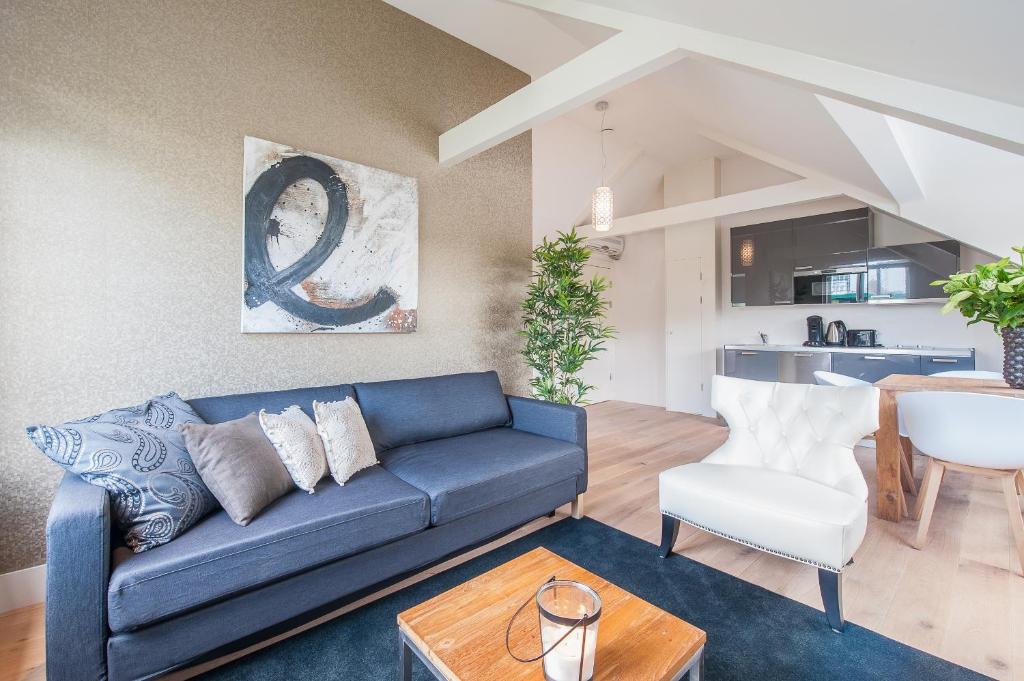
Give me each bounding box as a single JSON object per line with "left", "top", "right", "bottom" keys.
{"left": 697, "top": 128, "right": 899, "bottom": 213}
{"left": 439, "top": 0, "right": 1024, "bottom": 170}
{"left": 439, "top": 30, "right": 684, "bottom": 166}
{"left": 817, "top": 96, "right": 923, "bottom": 203}
{"left": 578, "top": 178, "right": 841, "bottom": 235}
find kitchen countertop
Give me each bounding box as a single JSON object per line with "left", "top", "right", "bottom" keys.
{"left": 724, "top": 344, "right": 974, "bottom": 357}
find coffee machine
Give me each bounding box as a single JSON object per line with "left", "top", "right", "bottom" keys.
{"left": 804, "top": 315, "right": 826, "bottom": 347}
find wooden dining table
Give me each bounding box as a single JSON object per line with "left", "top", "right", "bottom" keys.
{"left": 873, "top": 374, "right": 1024, "bottom": 521}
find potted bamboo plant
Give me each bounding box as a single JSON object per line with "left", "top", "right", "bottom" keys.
{"left": 520, "top": 227, "right": 615, "bottom": 404}
{"left": 932, "top": 246, "right": 1024, "bottom": 388}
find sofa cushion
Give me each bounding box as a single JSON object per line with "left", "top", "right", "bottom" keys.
{"left": 354, "top": 371, "right": 511, "bottom": 452}
{"left": 180, "top": 413, "right": 294, "bottom": 526}
{"left": 27, "top": 392, "right": 219, "bottom": 553}
{"left": 187, "top": 384, "right": 356, "bottom": 424}
{"left": 379, "top": 427, "right": 584, "bottom": 526}
{"left": 107, "top": 466, "right": 428, "bottom": 632}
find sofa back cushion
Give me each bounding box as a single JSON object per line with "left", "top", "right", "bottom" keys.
{"left": 188, "top": 384, "right": 355, "bottom": 424}
{"left": 354, "top": 371, "right": 510, "bottom": 451}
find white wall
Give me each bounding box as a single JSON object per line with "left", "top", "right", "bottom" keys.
{"left": 608, "top": 229, "right": 666, "bottom": 406}
{"left": 891, "top": 117, "right": 1024, "bottom": 259}
{"left": 532, "top": 116, "right": 665, "bottom": 244}
{"left": 664, "top": 159, "right": 719, "bottom": 416}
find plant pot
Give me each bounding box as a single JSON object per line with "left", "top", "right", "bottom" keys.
{"left": 1002, "top": 327, "right": 1024, "bottom": 389}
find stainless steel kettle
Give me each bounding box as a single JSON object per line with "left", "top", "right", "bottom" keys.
{"left": 825, "top": 320, "right": 848, "bottom": 346}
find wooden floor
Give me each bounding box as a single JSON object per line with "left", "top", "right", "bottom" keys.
{"left": 3, "top": 400, "right": 1023, "bottom": 679}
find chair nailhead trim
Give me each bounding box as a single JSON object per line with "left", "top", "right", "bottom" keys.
{"left": 662, "top": 511, "right": 843, "bottom": 573}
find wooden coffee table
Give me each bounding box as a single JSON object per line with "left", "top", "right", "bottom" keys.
{"left": 397, "top": 547, "right": 706, "bottom": 680}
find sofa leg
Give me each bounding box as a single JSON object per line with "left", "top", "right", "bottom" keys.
{"left": 818, "top": 569, "right": 845, "bottom": 633}
{"left": 659, "top": 514, "right": 679, "bottom": 558}
{"left": 571, "top": 495, "right": 584, "bottom": 519}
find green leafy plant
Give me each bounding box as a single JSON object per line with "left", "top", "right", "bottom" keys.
{"left": 520, "top": 227, "right": 615, "bottom": 404}
{"left": 932, "top": 246, "right": 1024, "bottom": 330}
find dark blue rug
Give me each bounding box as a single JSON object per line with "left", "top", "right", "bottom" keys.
{"left": 199, "top": 517, "right": 987, "bottom": 680}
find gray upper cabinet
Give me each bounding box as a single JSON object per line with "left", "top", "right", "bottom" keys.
{"left": 731, "top": 208, "right": 958, "bottom": 306}
{"left": 791, "top": 209, "right": 869, "bottom": 271}
{"left": 730, "top": 222, "right": 794, "bottom": 307}
{"left": 866, "top": 241, "right": 959, "bottom": 302}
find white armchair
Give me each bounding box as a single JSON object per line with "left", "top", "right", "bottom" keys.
{"left": 659, "top": 375, "right": 880, "bottom": 632}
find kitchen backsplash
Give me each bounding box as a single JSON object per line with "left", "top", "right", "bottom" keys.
{"left": 717, "top": 301, "right": 1002, "bottom": 370}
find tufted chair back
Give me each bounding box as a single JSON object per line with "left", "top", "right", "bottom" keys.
{"left": 708, "top": 375, "right": 880, "bottom": 499}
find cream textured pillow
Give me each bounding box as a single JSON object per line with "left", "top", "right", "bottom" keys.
{"left": 313, "top": 398, "right": 378, "bottom": 485}
{"left": 258, "top": 406, "right": 327, "bottom": 493}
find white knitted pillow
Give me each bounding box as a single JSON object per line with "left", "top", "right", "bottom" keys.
{"left": 313, "top": 398, "right": 378, "bottom": 486}
{"left": 258, "top": 406, "right": 327, "bottom": 493}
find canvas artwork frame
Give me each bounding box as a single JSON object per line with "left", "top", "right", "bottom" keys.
{"left": 242, "top": 136, "right": 418, "bottom": 333}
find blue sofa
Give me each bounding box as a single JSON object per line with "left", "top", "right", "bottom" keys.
{"left": 44, "top": 371, "right": 586, "bottom": 681}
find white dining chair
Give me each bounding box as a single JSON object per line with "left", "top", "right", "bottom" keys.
{"left": 660, "top": 375, "right": 880, "bottom": 632}
{"left": 898, "top": 391, "right": 1024, "bottom": 576}
{"left": 931, "top": 370, "right": 1004, "bottom": 380}
{"left": 815, "top": 371, "right": 919, "bottom": 505}
{"left": 813, "top": 371, "right": 870, "bottom": 388}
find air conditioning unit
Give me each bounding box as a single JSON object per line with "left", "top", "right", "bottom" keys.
{"left": 586, "top": 236, "right": 625, "bottom": 261}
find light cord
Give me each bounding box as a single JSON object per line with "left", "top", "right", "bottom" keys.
{"left": 600, "top": 108, "right": 607, "bottom": 186}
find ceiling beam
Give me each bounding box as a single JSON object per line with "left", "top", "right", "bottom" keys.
{"left": 578, "top": 178, "right": 840, "bottom": 236}
{"left": 502, "top": 0, "right": 1024, "bottom": 157}
{"left": 817, "top": 96, "right": 923, "bottom": 203}
{"left": 438, "top": 30, "right": 683, "bottom": 167}
{"left": 697, "top": 127, "right": 900, "bottom": 213}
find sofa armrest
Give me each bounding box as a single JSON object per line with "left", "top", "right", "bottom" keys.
{"left": 506, "top": 395, "right": 588, "bottom": 494}
{"left": 45, "top": 473, "right": 110, "bottom": 681}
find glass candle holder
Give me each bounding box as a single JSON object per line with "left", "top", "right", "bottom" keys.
{"left": 536, "top": 580, "right": 602, "bottom": 681}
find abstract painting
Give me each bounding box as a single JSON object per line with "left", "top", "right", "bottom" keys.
{"left": 242, "top": 136, "right": 418, "bottom": 333}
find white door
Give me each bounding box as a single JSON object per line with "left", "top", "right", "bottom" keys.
{"left": 579, "top": 263, "right": 614, "bottom": 404}
{"left": 665, "top": 257, "right": 705, "bottom": 414}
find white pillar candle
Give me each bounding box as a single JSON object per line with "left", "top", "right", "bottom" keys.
{"left": 541, "top": 625, "right": 598, "bottom": 681}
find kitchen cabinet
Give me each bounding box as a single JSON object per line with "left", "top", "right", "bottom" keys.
{"left": 831, "top": 353, "right": 921, "bottom": 383}
{"left": 778, "top": 351, "right": 832, "bottom": 384}
{"left": 791, "top": 209, "right": 869, "bottom": 271}
{"left": 729, "top": 208, "right": 959, "bottom": 306}
{"left": 723, "top": 346, "right": 974, "bottom": 384}
{"left": 724, "top": 349, "right": 779, "bottom": 382}
{"left": 866, "top": 241, "right": 959, "bottom": 302}
{"left": 920, "top": 354, "right": 977, "bottom": 375}
{"left": 730, "top": 223, "right": 794, "bottom": 307}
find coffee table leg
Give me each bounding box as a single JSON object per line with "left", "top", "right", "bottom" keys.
{"left": 689, "top": 646, "right": 704, "bottom": 681}
{"left": 400, "top": 636, "right": 412, "bottom": 681}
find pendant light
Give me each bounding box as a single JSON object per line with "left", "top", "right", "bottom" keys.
{"left": 592, "top": 101, "right": 613, "bottom": 232}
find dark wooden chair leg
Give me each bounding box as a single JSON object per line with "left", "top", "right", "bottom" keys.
{"left": 659, "top": 514, "right": 680, "bottom": 558}
{"left": 818, "top": 569, "right": 845, "bottom": 632}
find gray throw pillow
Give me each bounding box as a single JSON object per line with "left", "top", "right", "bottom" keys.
{"left": 180, "top": 413, "right": 295, "bottom": 526}
{"left": 27, "top": 392, "right": 218, "bottom": 552}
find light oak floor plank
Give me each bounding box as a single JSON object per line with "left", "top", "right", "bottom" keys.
{"left": 1, "top": 400, "right": 1017, "bottom": 679}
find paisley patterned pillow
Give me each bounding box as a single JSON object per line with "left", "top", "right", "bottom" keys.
{"left": 27, "top": 392, "right": 218, "bottom": 552}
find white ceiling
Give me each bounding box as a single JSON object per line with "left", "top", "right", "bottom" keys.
{"left": 384, "top": 0, "right": 1024, "bottom": 256}
{"left": 580, "top": 0, "right": 1024, "bottom": 107}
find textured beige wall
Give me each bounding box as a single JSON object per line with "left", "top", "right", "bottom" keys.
{"left": 0, "top": 0, "right": 532, "bottom": 572}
